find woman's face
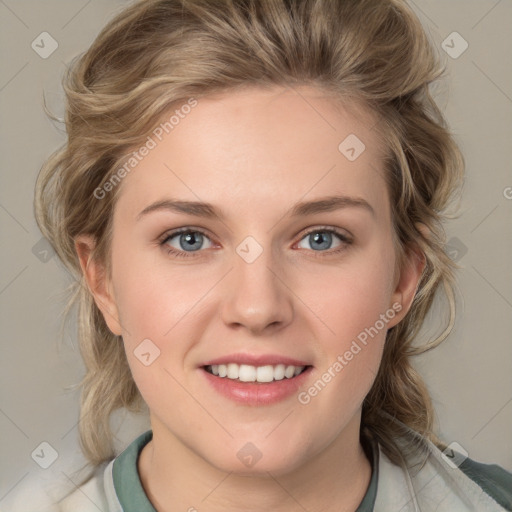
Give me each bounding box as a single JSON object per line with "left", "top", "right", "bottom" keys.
{"left": 83, "top": 86, "right": 422, "bottom": 474}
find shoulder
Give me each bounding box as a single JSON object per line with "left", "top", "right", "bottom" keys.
{"left": 458, "top": 456, "right": 512, "bottom": 511}
{"left": 58, "top": 460, "right": 120, "bottom": 512}
{"left": 425, "top": 440, "right": 512, "bottom": 511}
{"left": 0, "top": 459, "right": 117, "bottom": 512}
{"left": 374, "top": 432, "right": 512, "bottom": 511}
{"left": 51, "top": 430, "right": 151, "bottom": 512}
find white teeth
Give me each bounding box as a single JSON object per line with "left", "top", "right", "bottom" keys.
{"left": 239, "top": 364, "right": 257, "bottom": 382}
{"left": 273, "top": 364, "right": 286, "bottom": 380}
{"left": 207, "top": 363, "right": 306, "bottom": 382}
{"left": 227, "top": 363, "right": 238, "bottom": 379}
{"left": 256, "top": 365, "right": 274, "bottom": 383}
{"left": 284, "top": 365, "right": 295, "bottom": 379}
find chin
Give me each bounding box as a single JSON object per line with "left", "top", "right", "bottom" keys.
{"left": 204, "top": 440, "right": 308, "bottom": 477}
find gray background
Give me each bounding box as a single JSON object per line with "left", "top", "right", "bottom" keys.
{"left": 1, "top": 0, "right": 511, "bottom": 508}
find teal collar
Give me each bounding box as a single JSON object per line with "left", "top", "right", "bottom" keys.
{"left": 112, "top": 430, "right": 156, "bottom": 511}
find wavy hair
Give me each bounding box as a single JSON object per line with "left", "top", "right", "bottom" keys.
{"left": 34, "top": 0, "right": 464, "bottom": 474}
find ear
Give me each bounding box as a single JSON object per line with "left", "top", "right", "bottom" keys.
{"left": 75, "top": 234, "right": 123, "bottom": 336}
{"left": 387, "top": 223, "right": 428, "bottom": 328}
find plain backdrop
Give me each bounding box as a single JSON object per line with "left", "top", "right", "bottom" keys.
{"left": 1, "top": 0, "right": 511, "bottom": 508}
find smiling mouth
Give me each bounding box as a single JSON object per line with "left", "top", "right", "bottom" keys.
{"left": 203, "top": 363, "right": 311, "bottom": 383}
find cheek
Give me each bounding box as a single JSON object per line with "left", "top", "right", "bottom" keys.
{"left": 110, "top": 251, "right": 217, "bottom": 402}
{"left": 113, "top": 269, "right": 193, "bottom": 411}
{"left": 111, "top": 245, "right": 208, "bottom": 340}
{"left": 306, "top": 242, "right": 396, "bottom": 347}
{"left": 296, "top": 242, "right": 395, "bottom": 413}
{"left": 299, "top": 270, "right": 391, "bottom": 427}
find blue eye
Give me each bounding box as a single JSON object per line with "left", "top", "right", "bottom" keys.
{"left": 159, "top": 227, "right": 352, "bottom": 259}
{"left": 297, "top": 228, "right": 351, "bottom": 253}
{"left": 161, "top": 229, "right": 213, "bottom": 258}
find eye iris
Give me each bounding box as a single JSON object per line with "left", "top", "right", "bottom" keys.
{"left": 181, "top": 232, "right": 203, "bottom": 251}
{"left": 310, "top": 231, "right": 332, "bottom": 250}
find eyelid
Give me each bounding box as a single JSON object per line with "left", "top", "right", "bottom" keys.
{"left": 296, "top": 225, "right": 353, "bottom": 243}
{"left": 158, "top": 226, "right": 215, "bottom": 244}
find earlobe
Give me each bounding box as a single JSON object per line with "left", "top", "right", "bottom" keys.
{"left": 74, "top": 235, "right": 123, "bottom": 336}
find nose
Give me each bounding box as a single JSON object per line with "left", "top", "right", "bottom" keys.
{"left": 220, "top": 243, "right": 294, "bottom": 335}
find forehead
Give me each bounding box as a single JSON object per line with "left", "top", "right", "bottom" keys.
{"left": 114, "top": 85, "right": 389, "bottom": 222}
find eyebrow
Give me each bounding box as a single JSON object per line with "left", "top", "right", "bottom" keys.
{"left": 136, "top": 195, "right": 375, "bottom": 222}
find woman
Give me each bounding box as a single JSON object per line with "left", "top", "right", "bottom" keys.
{"left": 32, "top": 0, "right": 512, "bottom": 510}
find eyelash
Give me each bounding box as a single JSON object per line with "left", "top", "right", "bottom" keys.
{"left": 158, "top": 226, "right": 353, "bottom": 259}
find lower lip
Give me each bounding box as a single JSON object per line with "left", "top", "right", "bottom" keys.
{"left": 201, "top": 367, "right": 313, "bottom": 406}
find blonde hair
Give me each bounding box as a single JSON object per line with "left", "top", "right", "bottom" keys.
{"left": 34, "top": 0, "right": 464, "bottom": 473}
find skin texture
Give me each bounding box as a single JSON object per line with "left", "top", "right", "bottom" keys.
{"left": 76, "top": 85, "right": 425, "bottom": 512}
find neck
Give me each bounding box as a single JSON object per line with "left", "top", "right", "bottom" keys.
{"left": 138, "top": 414, "right": 372, "bottom": 512}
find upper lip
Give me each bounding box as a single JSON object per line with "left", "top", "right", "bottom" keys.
{"left": 201, "top": 353, "right": 311, "bottom": 367}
